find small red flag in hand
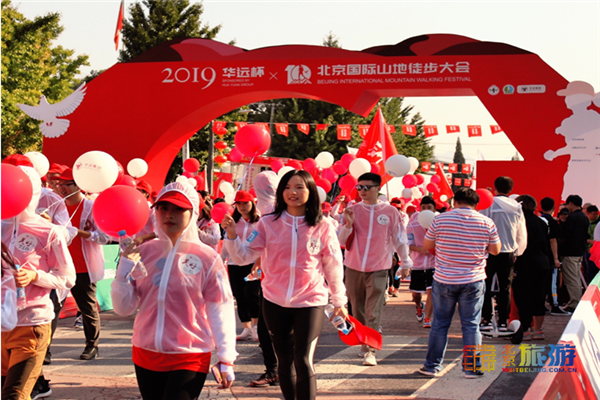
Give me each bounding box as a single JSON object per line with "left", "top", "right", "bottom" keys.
{"left": 114, "top": 0, "right": 125, "bottom": 50}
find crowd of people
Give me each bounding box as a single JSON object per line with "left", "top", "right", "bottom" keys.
{"left": 2, "top": 154, "right": 599, "bottom": 400}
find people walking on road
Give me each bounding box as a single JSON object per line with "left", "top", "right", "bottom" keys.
{"left": 222, "top": 169, "right": 347, "bottom": 400}
{"left": 419, "top": 188, "right": 500, "bottom": 379}
{"left": 112, "top": 182, "right": 237, "bottom": 400}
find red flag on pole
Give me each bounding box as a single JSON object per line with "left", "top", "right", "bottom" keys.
{"left": 255, "top": 122, "right": 270, "bottom": 133}
{"left": 423, "top": 125, "right": 439, "bottom": 138}
{"left": 401, "top": 125, "right": 417, "bottom": 136}
{"left": 234, "top": 122, "right": 248, "bottom": 129}
{"left": 387, "top": 125, "right": 396, "bottom": 133}
{"left": 297, "top": 123, "right": 310, "bottom": 135}
{"left": 274, "top": 123, "right": 289, "bottom": 137}
{"left": 337, "top": 125, "right": 351, "bottom": 141}
{"left": 421, "top": 162, "right": 431, "bottom": 172}
{"left": 114, "top": 0, "right": 124, "bottom": 51}
{"left": 446, "top": 125, "right": 460, "bottom": 134}
{"left": 448, "top": 163, "right": 458, "bottom": 173}
{"left": 316, "top": 124, "right": 329, "bottom": 131}
{"left": 467, "top": 125, "right": 482, "bottom": 137}
{"left": 490, "top": 125, "right": 503, "bottom": 134}
{"left": 435, "top": 163, "right": 454, "bottom": 200}
{"left": 358, "top": 125, "right": 369, "bottom": 138}
{"left": 212, "top": 121, "right": 226, "bottom": 133}
{"left": 356, "top": 107, "right": 398, "bottom": 183}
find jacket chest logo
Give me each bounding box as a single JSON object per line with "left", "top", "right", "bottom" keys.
{"left": 377, "top": 215, "right": 390, "bottom": 225}
{"left": 180, "top": 254, "right": 202, "bottom": 275}
{"left": 15, "top": 233, "right": 37, "bottom": 253}
{"left": 307, "top": 238, "right": 322, "bottom": 255}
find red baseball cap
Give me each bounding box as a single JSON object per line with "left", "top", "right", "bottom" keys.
{"left": 58, "top": 168, "right": 74, "bottom": 181}
{"left": 155, "top": 191, "right": 193, "bottom": 209}
{"left": 48, "top": 163, "right": 66, "bottom": 175}
{"left": 321, "top": 202, "right": 332, "bottom": 213}
{"left": 234, "top": 190, "right": 254, "bottom": 203}
{"left": 2, "top": 154, "right": 34, "bottom": 167}
{"left": 135, "top": 179, "right": 152, "bottom": 195}
{"left": 406, "top": 205, "right": 417, "bottom": 213}
{"left": 338, "top": 315, "right": 383, "bottom": 350}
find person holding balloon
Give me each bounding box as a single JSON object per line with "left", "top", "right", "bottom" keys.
{"left": 221, "top": 169, "right": 347, "bottom": 400}
{"left": 1, "top": 165, "right": 76, "bottom": 398}
{"left": 56, "top": 168, "right": 110, "bottom": 360}
{"left": 111, "top": 181, "right": 237, "bottom": 400}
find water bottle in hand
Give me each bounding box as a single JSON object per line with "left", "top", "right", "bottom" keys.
{"left": 244, "top": 270, "right": 262, "bottom": 282}
{"left": 15, "top": 264, "right": 27, "bottom": 311}
{"left": 324, "top": 304, "right": 352, "bottom": 335}
{"left": 118, "top": 230, "right": 147, "bottom": 281}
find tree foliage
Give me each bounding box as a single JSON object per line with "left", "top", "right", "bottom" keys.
{"left": 1, "top": 0, "right": 89, "bottom": 157}
{"left": 118, "top": 0, "right": 226, "bottom": 62}
{"left": 451, "top": 137, "right": 471, "bottom": 192}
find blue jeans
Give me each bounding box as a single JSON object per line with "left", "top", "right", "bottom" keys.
{"left": 424, "top": 279, "right": 485, "bottom": 373}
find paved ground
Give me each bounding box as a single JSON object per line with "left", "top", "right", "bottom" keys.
{"left": 40, "top": 285, "right": 571, "bottom": 400}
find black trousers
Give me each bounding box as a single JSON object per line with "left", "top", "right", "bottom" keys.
{"left": 134, "top": 365, "right": 207, "bottom": 400}
{"left": 257, "top": 291, "right": 277, "bottom": 373}
{"left": 228, "top": 264, "right": 260, "bottom": 323}
{"left": 262, "top": 299, "right": 324, "bottom": 400}
{"left": 482, "top": 252, "right": 515, "bottom": 324}
{"left": 71, "top": 273, "right": 100, "bottom": 347}
{"left": 513, "top": 266, "right": 551, "bottom": 331}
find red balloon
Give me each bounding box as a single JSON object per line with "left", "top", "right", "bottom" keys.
{"left": 214, "top": 155, "right": 228, "bottom": 165}
{"left": 332, "top": 161, "right": 348, "bottom": 176}
{"left": 234, "top": 125, "right": 271, "bottom": 157}
{"left": 228, "top": 147, "right": 243, "bottom": 162}
{"left": 476, "top": 189, "right": 494, "bottom": 210}
{"left": 183, "top": 158, "right": 200, "bottom": 173}
{"left": 215, "top": 141, "right": 228, "bottom": 151}
{"left": 322, "top": 168, "right": 339, "bottom": 184}
{"left": 1, "top": 164, "right": 33, "bottom": 220}
{"left": 402, "top": 174, "right": 418, "bottom": 188}
{"left": 341, "top": 153, "right": 356, "bottom": 168}
{"left": 430, "top": 175, "right": 441, "bottom": 184}
{"left": 287, "top": 160, "right": 303, "bottom": 170}
{"left": 426, "top": 183, "right": 439, "bottom": 193}
{"left": 182, "top": 171, "right": 193, "bottom": 178}
{"left": 116, "top": 174, "right": 137, "bottom": 187}
{"left": 193, "top": 175, "right": 205, "bottom": 190}
{"left": 339, "top": 174, "right": 357, "bottom": 191}
{"left": 370, "top": 163, "right": 381, "bottom": 174}
{"left": 211, "top": 202, "right": 234, "bottom": 224}
{"left": 415, "top": 174, "right": 425, "bottom": 185}
{"left": 316, "top": 178, "right": 332, "bottom": 193}
{"left": 92, "top": 185, "right": 149, "bottom": 237}
{"left": 302, "top": 158, "right": 317, "bottom": 173}
{"left": 270, "top": 159, "right": 284, "bottom": 173}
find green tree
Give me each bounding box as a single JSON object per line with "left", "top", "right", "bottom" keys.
{"left": 1, "top": 0, "right": 89, "bottom": 157}
{"left": 118, "top": 0, "right": 226, "bottom": 62}
{"left": 450, "top": 137, "right": 471, "bottom": 192}
{"left": 322, "top": 31, "right": 341, "bottom": 48}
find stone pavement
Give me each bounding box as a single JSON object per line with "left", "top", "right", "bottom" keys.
{"left": 40, "top": 284, "right": 571, "bottom": 400}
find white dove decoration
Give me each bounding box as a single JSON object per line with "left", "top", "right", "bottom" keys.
{"left": 17, "top": 83, "right": 87, "bottom": 138}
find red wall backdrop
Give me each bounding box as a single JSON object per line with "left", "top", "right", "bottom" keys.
{"left": 44, "top": 34, "right": 571, "bottom": 203}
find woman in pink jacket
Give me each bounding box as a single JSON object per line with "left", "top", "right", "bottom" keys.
{"left": 111, "top": 182, "right": 237, "bottom": 400}
{"left": 222, "top": 170, "right": 347, "bottom": 400}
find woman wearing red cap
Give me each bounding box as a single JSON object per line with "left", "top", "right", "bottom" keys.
{"left": 222, "top": 170, "right": 347, "bottom": 400}
{"left": 221, "top": 190, "right": 261, "bottom": 341}
{"left": 111, "top": 182, "right": 237, "bottom": 400}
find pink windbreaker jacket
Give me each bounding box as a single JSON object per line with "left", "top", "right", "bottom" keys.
{"left": 220, "top": 217, "right": 258, "bottom": 266}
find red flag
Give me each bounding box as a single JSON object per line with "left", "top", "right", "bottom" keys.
{"left": 435, "top": 164, "right": 454, "bottom": 200}
{"left": 454, "top": 177, "right": 462, "bottom": 186}
{"left": 464, "top": 178, "right": 472, "bottom": 187}
{"left": 316, "top": 124, "right": 329, "bottom": 131}
{"left": 275, "top": 123, "right": 289, "bottom": 137}
{"left": 337, "top": 125, "right": 351, "bottom": 141}
{"left": 234, "top": 122, "right": 248, "bottom": 129}
{"left": 297, "top": 123, "right": 310, "bottom": 135}
{"left": 421, "top": 162, "right": 431, "bottom": 172}
{"left": 255, "top": 122, "right": 270, "bottom": 133}
{"left": 446, "top": 125, "right": 460, "bottom": 134}
{"left": 490, "top": 125, "right": 503, "bottom": 134}
{"left": 114, "top": 0, "right": 124, "bottom": 51}
{"left": 461, "top": 164, "right": 472, "bottom": 174}
{"left": 401, "top": 125, "right": 416, "bottom": 136}
{"left": 387, "top": 125, "right": 396, "bottom": 133}
{"left": 423, "top": 125, "right": 439, "bottom": 138}
{"left": 467, "top": 125, "right": 482, "bottom": 137}
{"left": 356, "top": 107, "right": 398, "bottom": 183}
{"left": 212, "top": 121, "right": 226, "bottom": 133}
{"left": 358, "top": 125, "right": 369, "bottom": 139}
{"left": 448, "top": 163, "right": 458, "bottom": 173}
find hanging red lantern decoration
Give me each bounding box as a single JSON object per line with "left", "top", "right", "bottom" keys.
{"left": 215, "top": 127, "right": 228, "bottom": 137}
{"left": 215, "top": 141, "right": 228, "bottom": 151}
{"left": 214, "top": 155, "right": 228, "bottom": 165}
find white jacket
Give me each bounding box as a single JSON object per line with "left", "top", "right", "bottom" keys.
{"left": 480, "top": 196, "right": 527, "bottom": 255}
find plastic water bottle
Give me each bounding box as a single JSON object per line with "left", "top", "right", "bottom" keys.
{"left": 244, "top": 270, "right": 262, "bottom": 282}
{"left": 324, "top": 304, "right": 352, "bottom": 335}
{"left": 15, "top": 264, "right": 27, "bottom": 311}
{"left": 118, "top": 230, "right": 148, "bottom": 281}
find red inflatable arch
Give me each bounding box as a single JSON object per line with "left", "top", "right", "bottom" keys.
{"left": 44, "top": 34, "right": 577, "bottom": 203}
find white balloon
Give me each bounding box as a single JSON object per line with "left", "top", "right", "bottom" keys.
{"left": 224, "top": 192, "right": 234, "bottom": 203}
{"left": 402, "top": 188, "right": 413, "bottom": 199}
{"left": 219, "top": 181, "right": 234, "bottom": 194}
{"left": 418, "top": 210, "right": 436, "bottom": 230}
{"left": 277, "top": 166, "right": 294, "bottom": 179}
{"left": 72, "top": 151, "right": 119, "bottom": 193}
{"left": 381, "top": 177, "right": 404, "bottom": 199}
{"left": 188, "top": 178, "right": 197, "bottom": 188}
{"left": 349, "top": 158, "right": 371, "bottom": 179}
{"left": 378, "top": 194, "right": 389, "bottom": 203}
{"left": 317, "top": 186, "right": 327, "bottom": 204}
{"left": 440, "top": 194, "right": 448, "bottom": 202}
{"left": 315, "top": 152, "right": 334, "bottom": 169}
{"left": 175, "top": 175, "right": 188, "bottom": 184}
{"left": 408, "top": 157, "right": 419, "bottom": 174}
{"left": 411, "top": 187, "right": 423, "bottom": 199}
{"left": 385, "top": 155, "right": 411, "bottom": 177}
{"left": 24, "top": 152, "right": 50, "bottom": 178}
{"left": 127, "top": 158, "right": 148, "bottom": 178}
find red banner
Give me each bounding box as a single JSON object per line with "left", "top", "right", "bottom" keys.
{"left": 255, "top": 122, "right": 269, "bottom": 133}
{"left": 316, "top": 124, "right": 329, "bottom": 131}
{"left": 275, "top": 123, "right": 289, "bottom": 137}
{"left": 435, "top": 164, "right": 454, "bottom": 200}
{"left": 454, "top": 177, "right": 462, "bottom": 186}
{"left": 402, "top": 125, "right": 417, "bottom": 136}
{"left": 464, "top": 178, "right": 472, "bottom": 187}
{"left": 234, "top": 122, "right": 248, "bottom": 129}
{"left": 467, "top": 125, "right": 482, "bottom": 137}
{"left": 423, "top": 125, "right": 439, "bottom": 138}
{"left": 213, "top": 120, "right": 227, "bottom": 132}
{"left": 446, "top": 125, "right": 460, "bottom": 133}
{"left": 421, "top": 162, "right": 431, "bottom": 172}
{"left": 490, "top": 125, "right": 503, "bottom": 134}
{"left": 448, "top": 163, "right": 458, "bottom": 173}
{"left": 297, "top": 123, "right": 310, "bottom": 135}
{"left": 337, "top": 124, "right": 352, "bottom": 141}
{"left": 358, "top": 125, "right": 369, "bottom": 138}
{"left": 462, "top": 164, "right": 472, "bottom": 174}
{"left": 387, "top": 125, "right": 396, "bottom": 133}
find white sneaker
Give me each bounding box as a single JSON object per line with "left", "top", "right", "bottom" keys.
{"left": 363, "top": 351, "right": 377, "bottom": 366}
{"left": 236, "top": 327, "right": 253, "bottom": 341}
{"left": 251, "top": 325, "right": 259, "bottom": 341}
